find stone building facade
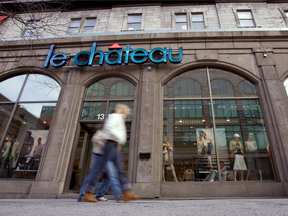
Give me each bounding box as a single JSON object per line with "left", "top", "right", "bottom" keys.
{"left": 1, "top": 0, "right": 288, "bottom": 198}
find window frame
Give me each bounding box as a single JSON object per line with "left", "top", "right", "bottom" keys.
{"left": 191, "top": 13, "right": 205, "bottom": 30}
{"left": 126, "top": 14, "right": 142, "bottom": 31}
{"left": 67, "top": 18, "right": 82, "bottom": 35}
{"left": 175, "top": 13, "right": 188, "bottom": 30}
{"left": 234, "top": 9, "right": 257, "bottom": 28}
{"left": 82, "top": 17, "right": 97, "bottom": 34}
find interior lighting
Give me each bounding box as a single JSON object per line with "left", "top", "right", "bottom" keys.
{"left": 202, "top": 119, "right": 205, "bottom": 122}
{"left": 43, "top": 121, "right": 47, "bottom": 124}
{"left": 226, "top": 118, "right": 230, "bottom": 122}
{"left": 179, "top": 119, "right": 182, "bottom": 123}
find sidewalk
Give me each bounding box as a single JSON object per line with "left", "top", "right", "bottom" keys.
{"left": 0, "top": 198, "right": 287, "bottom": 216}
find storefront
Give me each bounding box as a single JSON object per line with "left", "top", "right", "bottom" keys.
{"left": 1, "top": 29, "right": 288, "bottom": 198}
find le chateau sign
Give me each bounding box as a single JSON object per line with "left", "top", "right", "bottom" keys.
{"left": 44, "top": 42, "right": 183, "bottom": 68}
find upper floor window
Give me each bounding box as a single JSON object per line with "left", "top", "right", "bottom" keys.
{"left": 237, "top": 10, "right": 255, "bottom": 27}
{"left": 127, "top": 14, "right": 142, "bottom": 30}
{"left": 192, "top": 13, "right": 204, "bottom": 29}
{"left": 68, "top": 19, "right": 81, "bottom": 34}
{"left": 83, "top": 18, "right": 96, "bottom": 33}
{"left": 176, "top": 14, "right": 187, "bottom": 30}
{"left": 23, "top": 21, "right": 39, "bottom": 37}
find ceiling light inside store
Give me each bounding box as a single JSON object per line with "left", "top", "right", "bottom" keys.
{"left": 179, "top": 119, "right": 182, "bottom": 123}
{"left": 43, "top": 121, "right": 47, "bottom": 124}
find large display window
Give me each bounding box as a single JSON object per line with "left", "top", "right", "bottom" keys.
{"left": 0, "top": 74, "right": 61, "bottom": 179}
{"left": 163, "top": 68, "right": 275, "bottom": 182}
{"left": 69, "top": 77, "right": 135, "bottom": 192}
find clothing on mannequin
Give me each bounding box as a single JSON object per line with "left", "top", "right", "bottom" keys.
{"left": 245, "top": 133, "right": 263, "bottom": 181}
{"left": 17, "top": 131, "right": 34, "bottom": 167}
{"left": 197, "top": 130, "right": 213, "bottom": 168}
{"left": 230, "top": 133, "right": 247, "bottom": 181}
{"left": 162, "top": 136, "right": 178, "bottom": 182}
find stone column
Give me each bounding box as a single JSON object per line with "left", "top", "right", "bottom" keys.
{"left": 132, "top": 66, "right": 161, "bottom": 198}
{"left": 254, "top": 49, "right": 288, "bottom": 186}
{"left": 29, "top": 69, "right": 85, "bottom": 197}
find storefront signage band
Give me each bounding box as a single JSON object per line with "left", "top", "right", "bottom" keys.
{"left": 44, "top": 42, "right": 183, "bottom": 68}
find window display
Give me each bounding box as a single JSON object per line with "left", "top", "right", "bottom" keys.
{"left": 0, "top": 74, "right": 60, "bottom": 179}
{"left": 163, "top": 68, "right": 275, "bottom": 182}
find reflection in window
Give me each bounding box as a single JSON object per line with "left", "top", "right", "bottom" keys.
{"left": 20, "top": 74, "right": 61, "bottom": 101}
{"left": 163, "top": 68, "right": 275, "bottom": 182}
{"left": 239, "top": 80, "right": 257, "bottom": 97}
{"left": 237, "top": 11, "right": 255, "bottom": 27}
{"left": 85, "top": 82, "right": 104, "bottom": 99}
{"left": 108, "top": 101, "right": 134, "bottom": 120}
{"left": 0, "top": 75, "right": 27, "bottom": 101}
{"left": 192, "top": 13, "right": 204, "bottom": 29}
{"left": 176, "top": 14, "right": 187, "bottom": 30}
{"left": 211, "top": 79, "right": 234, "bottom": 97}
{"left": 83, "top": 18, "right": 96, "bottom": 33}
{"left": 68, "top": 19, "right": 81, "bottom": 34}
{"left": 0, "top": 74, "right": 61, "bottom": 180}
{"left": 127, "top": 14, "right": 142, "bottom": 30}
{"left": 174, "top": 79, "right": 201, "bottom": 98}
{"left": 110, "top": 81, "right": 135, "bottom": 99}
{"left": 81, "top": 102, "right": 107, "bottom": 120}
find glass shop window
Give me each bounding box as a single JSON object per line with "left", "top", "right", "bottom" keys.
{"left": 163, "top": 68, "right": 275, "bottom": 183}
{"left": 0, "top": 74, "right": 61, "bottom": 179}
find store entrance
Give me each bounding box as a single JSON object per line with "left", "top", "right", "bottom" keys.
{"left": 68, "top": 122, "right": 131, "bottom": 192}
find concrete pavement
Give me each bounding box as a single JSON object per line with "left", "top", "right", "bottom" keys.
{"left": 0, "top": 198, "right": 287, "bottom": 216}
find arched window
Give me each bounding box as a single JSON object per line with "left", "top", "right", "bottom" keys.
{"left": 173, "top": 79, "right": 202, "bottom": 98}
{"left": 239, "top": 80, "right": 257, "bottom": 97}
{"left": 85, "top": 82, "right": 104, "bottom": 99}
{"left": 110, "top": 80, "right": 135, "bottom": 99}
{"left": 162, "top": 67, "right": 274, "bottom": 182}
{"left": 211, "top": 79, "right": 234, "bottom": 97}
{"left": 0, "top": 74, "right": 61, "bottom": 179}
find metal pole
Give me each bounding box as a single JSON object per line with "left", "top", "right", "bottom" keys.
{"left": 206, "top": 67, "right": 222, "bottom": 182}
{"left": 0, "top": 74, "right": 29, "bottom": 148}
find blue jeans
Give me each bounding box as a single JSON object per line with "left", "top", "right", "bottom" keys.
{"left": 205, "top": 170, "right": 225, "bottom": 181}
{"left": 79, "top": 153, "right": 122, "bottom": 200}
{"left": 85, "top": 141, "right": 131, "bottom": 195}
{"left": 0, "top": 158, "right": 13, "bottom": 178}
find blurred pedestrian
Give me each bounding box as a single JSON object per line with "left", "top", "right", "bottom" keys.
{"left": 78, "top": 124, "right": 122, "bottom": 202}
{"left": 82, "top": 104, "right": 140, "bottom": 203}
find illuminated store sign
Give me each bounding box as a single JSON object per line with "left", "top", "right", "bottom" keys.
{"left": 44, "top": 42, "right": 183, "bottom": 68}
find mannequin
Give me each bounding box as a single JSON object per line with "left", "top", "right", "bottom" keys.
{"left": 197, "top": 130, "right": 213, "bottom": 168}
{"left": 162, "top": 136, "right": 178, "bottom": 182}
{"left": 229, "top": 133, "right": 247, "bottom": 181}
{"left": 245, "top": 133, "right": 263, "bottom": 181}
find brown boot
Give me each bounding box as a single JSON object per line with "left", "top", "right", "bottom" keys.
{"left": 123, "top": 190, "right": 141, "bottom": 202}
{"left": 82, "top": 191, "right": 98, "bottom": 203}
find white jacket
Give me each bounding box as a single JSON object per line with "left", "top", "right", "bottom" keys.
{"left": 103, "top": 113, "right": 127, "bottom": 145}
